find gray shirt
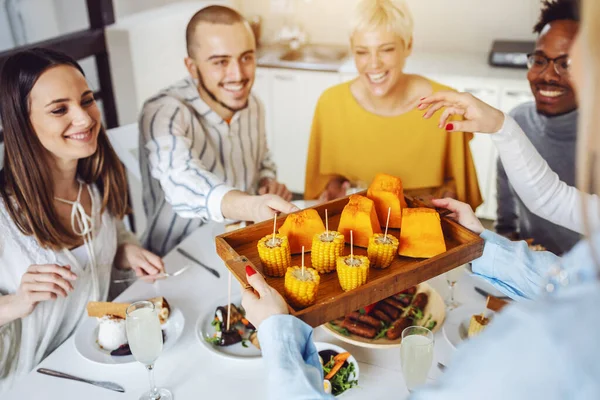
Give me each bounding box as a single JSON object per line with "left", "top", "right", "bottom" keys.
{"left": 495, "top": 102, "right": 580, "bottom": 255}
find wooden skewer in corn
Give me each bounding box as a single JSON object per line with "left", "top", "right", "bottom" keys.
{"left": 325, "top": 209, "right": 329, "bottom": 237}
{"left": 272, "top": 213, "right": 277, "bottom": 244}
{"left": 301, "top": 245, "right": 305, "bottom": 278}
{"left": 226, "top": 271, "right": 232, "bottom": 331}
{"left": 350, "top": 230, "right": 354, "bottom": 264}
{"left": 384, "top": 207, "right": 391, "bottom": 241}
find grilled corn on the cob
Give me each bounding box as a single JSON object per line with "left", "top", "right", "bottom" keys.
{"left": 311, "top": 231, "right": 345, "bottom": 274}
{"left": 336, "top": 255, "right": 369, "bottom": 292}
{"left": 284, "top": 266, "right": 320, "bottom": 308}
{"left": 467, "top": 314, "right": 489, "bottom": 338}
{"left": 367, "top": 233, "right": 399, "bottom": 269}
{"left": 257, "top": 234, "right": 291, "bottom": 277}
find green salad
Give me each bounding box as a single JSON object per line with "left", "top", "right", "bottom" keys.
{"left": 320, "top": 350, "right": 359, "bottom": 396}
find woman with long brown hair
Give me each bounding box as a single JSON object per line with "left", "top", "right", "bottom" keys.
{"left": 0, "top": 48, "right": 163, "bottom": 392}
{"left": 240, "top": 0, "right": 600, "bottom": 398}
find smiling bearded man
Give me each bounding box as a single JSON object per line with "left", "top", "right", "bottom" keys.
{"left": 494, "top": 0, "right": 581, "bottom": 255}
{"left": 138, "top": 5, "right": 294, "bottom": 256}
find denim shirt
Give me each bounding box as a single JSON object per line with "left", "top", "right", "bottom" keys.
{"left": 258, "top": 230, "right": 600, "bottom": 400}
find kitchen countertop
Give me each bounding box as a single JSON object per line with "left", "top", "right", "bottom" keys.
{"left": 257, "top": 43, "right": 349, "bottom": 73}
{"left": 353, "top": 51, "right": 529, "bottom": 82}
{"left": 258, "top": 44, "right": 528, "bottom": 82}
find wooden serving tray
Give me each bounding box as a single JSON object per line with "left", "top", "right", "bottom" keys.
{"left": 215, "top": 194, "right": 484, "bottom": 328}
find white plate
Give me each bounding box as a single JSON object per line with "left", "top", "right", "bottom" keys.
{"left": 196, "top": 295, "right": 261, "bottom": 360}
{"left": 321, "top": 282, "right": 446, "bottom": 349}
{"left": 74, "top": 306, "right": 185, "bottom": 365}
{"left": 314, "top": 342, "right": 359, "bottom": 397}
{"left": 442, "top": 305, "right": 494, "bottom": 350}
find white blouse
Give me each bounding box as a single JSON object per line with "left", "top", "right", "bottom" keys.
{"left": 0, "top": 185, "right": 137, "bottom": 393}
{"left": 492, "top": 115, "right": 599, "bottom": 234}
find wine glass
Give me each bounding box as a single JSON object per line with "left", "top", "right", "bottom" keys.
{"left": 126, "top": 301, "right": 173, "bottom": 400}
{"left": 400, "top": 326, "right": 434, "bottom": 392}
{"left": 445, "top": 264, "right": 466, "bottom": 310}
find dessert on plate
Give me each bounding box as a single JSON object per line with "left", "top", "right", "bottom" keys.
{"left": 97, "top": 316, "right": 128, "bottom": 352}
{"left": 86, "top": 297, "right": 171, "bottom": 356}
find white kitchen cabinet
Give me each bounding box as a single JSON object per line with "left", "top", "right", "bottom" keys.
{"left": 478, "top": 83, "right": 534, "bottom": 220}
{"left": 461, "top": 83, "right": 502, "bottom": 220}
{"left": 253, "top": 68, "right": 275, "bottom": 149}
{"left": 266, "top": 69, "right": 340, "bottom": 193}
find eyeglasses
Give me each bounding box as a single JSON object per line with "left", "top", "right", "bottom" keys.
{"left": 527, "top": 53, "right": 571, "bottom": 76}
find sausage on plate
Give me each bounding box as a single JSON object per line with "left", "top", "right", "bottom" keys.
{"left": 347, "top": 311, "right": 383, "bottom": 329}
{"left": 371, "top": 309, "right": 392, "bottom": 324}
{"left": 411, "top": 293, "right": 429, "bottom": 310}
{"left": 386, "top": 317, "right": 413, "bottom": 340}
{"left": 377, "top": 301, "right": 401, "bottom": 320}
{"left": 383, "top": 297, "right": 405, "bottom": 311}
{"left": 341, "top": 318, "right": 378, "bottom": 339}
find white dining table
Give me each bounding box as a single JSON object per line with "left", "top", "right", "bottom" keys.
{"left": 3, "top": 221, "right": 501, "bottom": 400}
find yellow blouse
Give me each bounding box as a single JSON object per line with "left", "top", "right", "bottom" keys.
{"left": 304, "top": 79, "right": 483, "bottom": 209}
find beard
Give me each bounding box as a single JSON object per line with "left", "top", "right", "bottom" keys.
{"left": 196, "top": 67, "right": 249, "bottom": 113}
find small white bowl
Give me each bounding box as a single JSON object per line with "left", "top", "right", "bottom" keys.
{"left": 314, "top": 342, "right": 360, "bottom": 396}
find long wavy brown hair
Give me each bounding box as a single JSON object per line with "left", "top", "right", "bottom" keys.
{"left": 0, "top": 48, "right": 128, "bottom": 250}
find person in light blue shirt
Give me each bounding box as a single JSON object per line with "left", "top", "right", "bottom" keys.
{"left": 243, "top": 230, "right": 599, "bottom": 400}
{"left": 240, "top": 0, "right": 600, "bottom": 397}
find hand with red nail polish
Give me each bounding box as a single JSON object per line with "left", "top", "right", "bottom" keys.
{"left": 245, "top": 265, "right": 256, "bottom": 276}
{"left": 419, "top": 90, "right": 505, "bottom": 134}
{"left": 242, "top": 265, "right": 289, "bottom": 328}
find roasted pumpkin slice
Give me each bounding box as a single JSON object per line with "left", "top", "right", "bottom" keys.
{"left": 337, "top": 195, "right": 381, "bottom": 248}
{"left": 367, "top": 173, "right": 407, "bottom": 228}
{"left": 278, "top": 209, "right": 325, "bottom": 254}
{"left": 398, "top": 208, "right": 446, "bottom": 258}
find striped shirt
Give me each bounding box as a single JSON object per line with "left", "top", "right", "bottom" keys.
{"left": 139, "top": 77, "right": 276, "bottom": 256}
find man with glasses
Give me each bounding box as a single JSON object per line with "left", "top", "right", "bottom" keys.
{"left": 495, "top": 0, "right": 580, "bottom": 255}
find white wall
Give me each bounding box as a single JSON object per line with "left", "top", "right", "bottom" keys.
{"left": 105, "top": 1, "right": 232, "bottom": 125}
{"left": 239, "top": 0, "right": 540, "bottom": 53}
{"left": 0, "top": 6, "right": 15, "bottom": 51}
{"left": 114, "top": 0, "right": 241, "bottom": 19}
{"left": 52, "top": 0, "right": 88, "bottom": 34}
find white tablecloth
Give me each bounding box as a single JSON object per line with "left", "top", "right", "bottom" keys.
{"left": 3, "top": 222, "right": 498, "bottom": 399}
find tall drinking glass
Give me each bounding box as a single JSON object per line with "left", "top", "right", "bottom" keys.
{"left": 445, "top": 264, "right": 466, "bottom": 310}
{"left": 400, "top": 326, "right": 434, "bottom": 392}
{"left": 126, "top": 301, "right": 173, "bottom": 400}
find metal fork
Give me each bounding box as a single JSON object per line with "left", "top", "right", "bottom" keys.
{"left": 112, "top": 264, "right": 192, "bottom": 283}
{"left": 37, "top": 368, "right": 125, "bottom": 393}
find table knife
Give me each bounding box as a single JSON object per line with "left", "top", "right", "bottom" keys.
{"left": 37, "top": 368, "right": 125, "bottom": 393}
{"left": 176, "top": 248, "right": 221, "bottom": 278}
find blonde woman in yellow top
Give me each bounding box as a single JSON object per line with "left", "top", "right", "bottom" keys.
{"left": 305, "top": 0, "right": 482, "bottom": 209}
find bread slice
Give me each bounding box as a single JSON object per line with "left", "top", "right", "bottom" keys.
{"left": 87, "top": 297, "right": 170, "bottom": 324}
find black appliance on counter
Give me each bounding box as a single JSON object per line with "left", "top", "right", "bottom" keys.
{"left": 488, "top": 40, "right": 535, "bottom": 69}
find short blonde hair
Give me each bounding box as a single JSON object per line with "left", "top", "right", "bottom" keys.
{"left": 350, "top": 0, "right": 414, "bottom": 48}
